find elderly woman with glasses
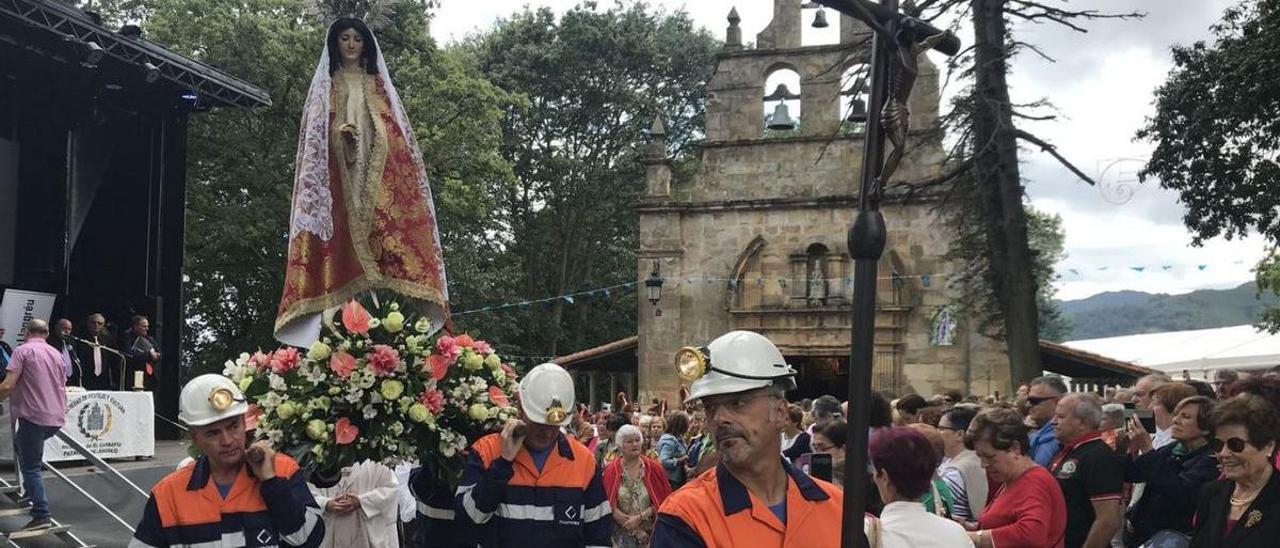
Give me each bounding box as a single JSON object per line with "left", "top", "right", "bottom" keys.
{"left": 1189, "top": 395, "right": 1280, "bottom": 548}
{"left": 603, "top": 424, "right": 672, "bottom": 548}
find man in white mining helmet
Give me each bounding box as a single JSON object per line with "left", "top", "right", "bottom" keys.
{"left": 651, "top": 331, "right": 844, "bottom": 547}
{"left": 129, "top": 374, "right": 324, "bottom": 548}
{"left": 455, "top": 362, "right": 611, "bottom": 547}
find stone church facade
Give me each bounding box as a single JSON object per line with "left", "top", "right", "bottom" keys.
{"left": 635, "top": 0, "right": 1009, "bottom": 403}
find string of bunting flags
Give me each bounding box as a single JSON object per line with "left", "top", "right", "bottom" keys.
{"left": 453, "top": 259, "right": 1251, "bottom": 318}
{"left": 1058, "top": 258, "right": 1250, "bottom": 277}
{"left": 451, "top": 274, "right": 946, "bottom": 317}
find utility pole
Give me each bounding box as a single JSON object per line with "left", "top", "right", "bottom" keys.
{"left": 810, "top": 2, "right": 960, "bottom": 546}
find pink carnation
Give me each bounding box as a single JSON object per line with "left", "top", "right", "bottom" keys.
{"left": 330, "top": 351, "right": 356, "bottom": 378}
{"left": 270, "top": 347, "right": 300, "bottom": 375}
{"left": 368, "top": 344, "right": 399, "bottom": 376}
{"left": 420, "top": 389, "right": 445, "bottom": 414}
{"left": 251, "top": 351, "right": 272, "bottom": 373}
{"left": 473, "top": 340, "right": 494, "bottom": 355}
{"left": 435, "top": 335, "right": 460, "bottom": 361}
{"left": 488, "top": 385, "right": 510, "bottom": 407}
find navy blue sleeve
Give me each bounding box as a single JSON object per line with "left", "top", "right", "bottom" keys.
{"left": 129, "top": 495, "right": 169, "bottom": 548}
{"left": 456, "top": 449, "right": 513, "bottom": 525}
{"left": 260, "top": 468, "right": 324, "bottom": 548}
{"left": 582, "top": 463, "right": 613, "bottom": 547}
{"left": 651, "top": 513, "right": 707, "bottom": 548}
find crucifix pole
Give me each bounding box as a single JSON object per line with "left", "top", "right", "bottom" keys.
{"left": 810, "top": 2, "right": 959, "bottom": 546}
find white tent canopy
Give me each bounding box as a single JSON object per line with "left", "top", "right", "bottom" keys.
{"left": 1064, "top": 325, "right": 1280, "bottom": 380}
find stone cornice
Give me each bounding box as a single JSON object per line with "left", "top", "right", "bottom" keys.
{"left": 635, "top": 188, "right": 944, "bottom": 214}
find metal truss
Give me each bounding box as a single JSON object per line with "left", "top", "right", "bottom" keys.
{"left": 0, "top": 0, "right": 271, "bottom": 108}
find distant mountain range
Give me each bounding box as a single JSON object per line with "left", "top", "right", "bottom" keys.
{"left": 1057, "top": 282, "right": 1278, "bottom": 341}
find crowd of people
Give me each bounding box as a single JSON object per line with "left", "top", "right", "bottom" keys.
{"left": 502, "top": 367, "right": 1280, "bottom": 547}
{"left": 0, "top": 312, "right": 162, "bottom": 392}
{"left": 9, "top": 315, "right": 1278, "bottom": 547}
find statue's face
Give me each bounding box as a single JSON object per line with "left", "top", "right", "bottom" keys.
{"left": 338, "top": 28, "right": 364, "bottom": 65}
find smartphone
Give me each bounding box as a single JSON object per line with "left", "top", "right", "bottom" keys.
{"left": 1135, "top": 408, "right": 1156, "bottom": 433}
{"left": 810, "top": 453, "right": 833, "bottom": 483}
{"left": 1122, "top": 401, "right": 1136, "bottom": 421}
{"left": 794, "top": 453, "right": 812, "bottom": 475}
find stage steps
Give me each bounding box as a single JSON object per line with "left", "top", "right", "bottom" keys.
{"left": 0, "top": 475, "right": 92, "bottom": 547}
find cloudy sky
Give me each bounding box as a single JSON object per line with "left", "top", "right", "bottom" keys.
{"left": 429, "top": 0, "right": 1263, "bottom": 301}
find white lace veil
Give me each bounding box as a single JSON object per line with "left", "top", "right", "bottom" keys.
{"left": 280, "top": 19, "right": 448, "bottom": 346}
{"left": 289, "top": 19, "right": 439, "bottom": 249}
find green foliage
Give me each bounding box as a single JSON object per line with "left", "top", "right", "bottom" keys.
{"left": 458, "top": 2, "right": 718, "bottom": 356}
{"left": 1255, "top": 249, "right": 1280, "bottom": 333}
{"left": 1028, "top": 210, "right": 1073, "bottom": 341}
{"left": 84, "top": 0, "right": 715, "bottom": 373}
{"left": 1137, "top": 0, "right": 1280, "bottom": 245}
{"left": 99, "top": 0, "right": 517, "bottom": 376}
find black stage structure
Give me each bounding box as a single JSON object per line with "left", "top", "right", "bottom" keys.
{"left": 0, "top": 0, "right": 270, "bottom": 435}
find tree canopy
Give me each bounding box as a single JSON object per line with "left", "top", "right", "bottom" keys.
{"left": 1138, "top": 0, "right": 1280, "bottom": 332}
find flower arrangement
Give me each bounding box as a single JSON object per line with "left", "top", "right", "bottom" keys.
{"left": 222, "top": 299, "right": 519, "bottom": 486}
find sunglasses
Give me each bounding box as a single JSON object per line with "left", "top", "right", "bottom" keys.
{"left": 1027, "top": 395, "right": 1059, "bottom": 406}
{"left": 1210, "top": 437, "right": 1249, "bottom": 453}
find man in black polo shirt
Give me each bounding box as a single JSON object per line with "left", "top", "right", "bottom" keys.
{"left": 1051, "top": 392, "right": 1123, "bottom": 548}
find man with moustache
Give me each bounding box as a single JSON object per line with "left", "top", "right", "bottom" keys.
{"left": 51, "top": 319, "right": 83, "bottom": 386}
{"left": 652, "top": 331, "right": 844, "bottom": 547}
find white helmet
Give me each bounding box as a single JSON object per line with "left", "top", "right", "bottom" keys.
{"left": 518, "top": 363, "right": 575, "bottom": 427}
{"left": 179, "top": 374, "right": 249, "bottom": 427}
{"left": 677, "top": 331, "right": 797, "bottom": 403}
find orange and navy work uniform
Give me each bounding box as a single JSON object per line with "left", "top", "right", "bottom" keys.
{"left": 129, "top": 453, "right": 324, "bottom": 548}
{"left": 651, "top": 460, "right": 844, "bottom": 548}
{"left": 455, "top": 432, "right": 612, "bottom": 548}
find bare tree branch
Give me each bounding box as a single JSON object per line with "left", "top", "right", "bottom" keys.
{"left": 1013, "top": 129, "right": 1097, "bottom": 185}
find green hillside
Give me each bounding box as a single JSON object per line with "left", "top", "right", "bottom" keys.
{"left": 1058, "top": 282, "right": 1278, "bottom": 340}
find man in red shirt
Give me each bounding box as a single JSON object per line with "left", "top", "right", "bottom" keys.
{"left": 1051, "top": 393, "right": 1124, "bottom": 548}
{"left": 0, "top": 319, "right": 69, "bottom": 531}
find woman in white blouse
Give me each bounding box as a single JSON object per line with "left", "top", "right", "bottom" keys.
{"left": 864, "top": 427, "right": 974, "bottom": 548}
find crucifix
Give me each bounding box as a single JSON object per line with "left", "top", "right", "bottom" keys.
{"left": 810, "top": 2, "right": 960, "bottom": 546}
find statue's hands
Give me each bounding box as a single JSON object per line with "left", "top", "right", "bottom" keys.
{"left": 339, "top": 123, "right": 358, "bottom": 165}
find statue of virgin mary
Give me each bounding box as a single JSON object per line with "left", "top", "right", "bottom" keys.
{"left": 276, "top": 17, "right": 448, "bottom": 347}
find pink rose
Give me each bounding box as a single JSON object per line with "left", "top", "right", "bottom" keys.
{"left": 500, "top": 363, "right": 517, "bottom": 379}
{"left": 270, "top": 347, "right": 300, "bottom": 375}
{"left": 473, "top": 340, "right": 494, "bottom": 355}
{"left": 329, "top": 351, "right": 356, "bottom": 378}
{"left": 427, "top": 354, "right": 449, "bottom": 381}
{"left": 420, "top": 389, "right": 445, "bottom": 414}
{"left": 368, "top": 345, "right": 399, "bottom": 376}
{"left": 488, "top": 385, "right": 510, "bottom": 407}
{"left": 341, "top": 300, "right": 371, "bottom": 335}
{"left": 335, "top": 417, "right": 358, "bottom": 445}
{"left": 435, "top": 335, "right": 460, "bottom": 361}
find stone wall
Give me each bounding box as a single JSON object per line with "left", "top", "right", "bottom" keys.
{"left": 635, "top": 0, "right": 1010, "bottom": 404}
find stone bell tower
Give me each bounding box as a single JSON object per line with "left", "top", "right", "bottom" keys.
{"left": 635, "top": 0, "right": 1009, "bottom": 404}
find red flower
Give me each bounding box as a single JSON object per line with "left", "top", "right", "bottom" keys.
{"left": 455, "top": 334, "right": 476, "bottom": 348}
{"left": 368, "top": 345, "right": 399, "bottom": 376}
{"left": 421, "top": 389, "right": 445, "bottom": 414}
{"left": 270, "top": 347, "right": 300, "bottom": 375}
{"left": 342, "top": 300, "right": 371, "bottom": 335}
{"left": 335, "top": 417, "right": 358, "bottom": 445}
{"left": 488, "top": 385, "right": 510, "bottom": 407}
{"left": 427, "top": 354, "right": 449, "bottom": 381}
{"left": 329, "top": 351, "right": 357, "bottom": 378}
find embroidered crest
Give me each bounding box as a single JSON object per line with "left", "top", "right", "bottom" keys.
{"left": 1056, "top": 459, "right": 1078, "bottom": 478}
{"left": 1246, "top": 509, "right": 1262, "bottom": 528}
